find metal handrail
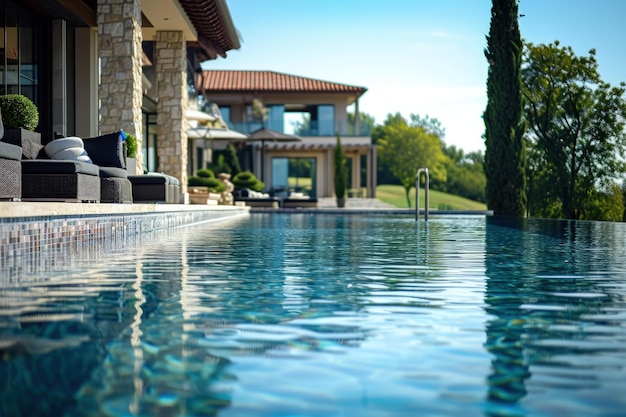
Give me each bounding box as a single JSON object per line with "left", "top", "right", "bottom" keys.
{"left": 415, "top": 168, "right": 429, "bottom": 221}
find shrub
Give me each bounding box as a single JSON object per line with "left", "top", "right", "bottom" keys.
{"left": 0, "top": 94, "right": 39, "bottom": 130}
{"left": 188, "top": 175, "right": 226, "bottom": 192}
{"left": 232, "top": 170, "right": 264, "bottom": 192}
{"left": 196, "top": 168, "right": 215, "bottom": 178}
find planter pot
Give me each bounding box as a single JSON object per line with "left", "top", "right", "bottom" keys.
{"left": 336, "top": 197, "right": 346, "bottom": 208}
{"left": 126, "top": 157, "right": 137, "bottom": 174}
{"left": 2, "top": 128, "right": 41, "bottom": 146}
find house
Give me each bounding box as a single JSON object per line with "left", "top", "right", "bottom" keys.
{"left": 0, "top": 0, "right": 240, "bottom": 195}
{"left": 197, "top": 70, "right": 377, "bottom": 199}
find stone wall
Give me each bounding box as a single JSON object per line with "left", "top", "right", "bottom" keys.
{"left": 97, "top": 0, "right": 144, "bottom": 174}
{"left": 156, "top": 31, "right": 188, "bottom": 194}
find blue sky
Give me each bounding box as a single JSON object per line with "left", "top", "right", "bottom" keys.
{"left": 206, "top": 0, "right": 626, "bottom": 152}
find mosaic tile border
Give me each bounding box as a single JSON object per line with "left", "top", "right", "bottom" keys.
{"left": 0, "top": 208, "right": 249, "bottom": 258}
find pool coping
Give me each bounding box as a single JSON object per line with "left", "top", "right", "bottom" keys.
{"left": 0, "top": 202, "right": 251, "bottom": 258}
{"left": 249, "top": 207, "right": 494, "bottom": 216}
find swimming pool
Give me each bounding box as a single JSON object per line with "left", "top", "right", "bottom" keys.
{"left": 1, "top": 214, "right": 625, "bottom": 416}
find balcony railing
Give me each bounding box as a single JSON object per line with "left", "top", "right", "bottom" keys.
{"left": 227, "top": 120, "right": 371, "bottom": 137}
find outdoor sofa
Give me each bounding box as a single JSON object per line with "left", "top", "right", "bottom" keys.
{"left": 17, "top": 132, "right": 132, "bottom": 203}
{"left": 233, "top": 188, "right": 280, "bottom": 208}
{"left": 0, "top": 130, "right": 134, "bottom": 203}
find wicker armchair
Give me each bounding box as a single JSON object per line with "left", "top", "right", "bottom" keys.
{"left": 0, "top": 141, "right": 22, "bottom": 201}
{"left": 21, "top": 159, "right": 100, "bottom": 202}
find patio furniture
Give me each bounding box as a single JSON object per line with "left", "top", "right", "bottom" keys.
{"left": 281, "top": 196, "right": 319, "bottom": 208}
{"left": 128, "top": 173, "right": 180, "bottom": 204}
{"left": 21, "top": 159, "right": 100, "bottom": 202}
{"left": 83, "top": 132, "right": 133, "bottom": 203}
{"left": 40, "top": 132, "right": 132, "bottom": 203}
{"left": 0, "top": 141, "right": 23, "bottom": 201}
{"left": 233, "top": 188, "right": 280, "bottom": 208}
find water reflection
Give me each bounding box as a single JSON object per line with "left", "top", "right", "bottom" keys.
{"left": 483, "top": 217, "right": 626, "bottom": 415}
{"left": 2, "top": 214, "right": 626, "bottom": 416}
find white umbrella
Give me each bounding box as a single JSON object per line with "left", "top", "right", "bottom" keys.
{"left": 186, "top": 127, "right": 248, "bottom": 140}
{"left": 185, "top": 109, "right": 217, "bottom": 122}
{"left": 247, "top": 127, "right": 302, "bottom": 181}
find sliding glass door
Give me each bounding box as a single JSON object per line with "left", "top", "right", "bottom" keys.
{"left": 271, "top": 157, "right": 317, "bottom": 197}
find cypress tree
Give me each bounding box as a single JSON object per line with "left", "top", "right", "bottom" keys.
{"left": 483, "top": 0, "right": 526, "bottom": 216}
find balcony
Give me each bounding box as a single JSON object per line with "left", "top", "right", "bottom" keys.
{"left": 227, "top": 120, "right": 371, "bottom": 137}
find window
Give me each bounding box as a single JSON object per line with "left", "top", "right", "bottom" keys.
{"left": 317, "top": 105, "right": 334, "bottom": 135}
{"left": 267, "top": 105, "right": 284, "bottom": 132}
{"left": 0, "top": 1, "right": 39, "bottom": 103}
{"left": 218, "top": 106, "right": 230, "bottom": 124}
{"left": 271, "top": 157, "right": 317, "bottom": 197}
{"left": 143, "top": 113, "right": 158, "bottom": 172}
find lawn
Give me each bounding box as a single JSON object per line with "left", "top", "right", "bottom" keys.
{"left": 376, "top": 184, "right": 487, "bottom": 210}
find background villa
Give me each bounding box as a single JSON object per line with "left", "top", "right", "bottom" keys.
{"left": 196, "top": 70, "right": 377, "bottom": 199}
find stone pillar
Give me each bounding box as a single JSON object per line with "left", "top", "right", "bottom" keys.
{"left": 97, "top": 0, "right": 144, "bottom": 174}
{"left": 156, "top": 31, "right": 188, "bottom": 195}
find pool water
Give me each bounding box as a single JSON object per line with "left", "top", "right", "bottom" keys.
{"left": 1, "top": 214, "right": 626, "bottom": 416}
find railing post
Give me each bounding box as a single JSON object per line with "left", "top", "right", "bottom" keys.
{"left": 415, "top": 168, "right": 429, "bottom": 221}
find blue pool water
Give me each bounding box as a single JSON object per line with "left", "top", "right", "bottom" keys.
{"left": 1, "top": 214, "right": 626, "bottom": 416}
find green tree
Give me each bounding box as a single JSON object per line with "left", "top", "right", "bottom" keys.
{"left": 347, "top": 111, "right": 376, "bottom": 135}
{"left": 409, "top": 114, "right": 446, "bottom": 139}
{"left": 440, "top": 145, "right": 487, "bottom": 203}
{"left": 377, "top": 113, "right": 447, "bottom": 207}
{"left": 522, "top": 41, "right": 626, "bottom": 219}
{"left": 334, "top": 134, "right": 348, "bottom": 200}
{"left": 483, "top": 0, "right": 526, "bottom": 217}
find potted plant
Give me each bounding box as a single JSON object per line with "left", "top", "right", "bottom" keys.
{"left": 0, "top": 94, "right": 41, "bottom": 145}
{"left": 334, "top": 134, "right": 348, "bottom": 207}
{"left": 124, "top": 132, "right": 138, "bottom": 174}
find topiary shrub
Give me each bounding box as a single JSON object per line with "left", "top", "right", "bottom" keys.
{"left": 196, "top": 168, "right": 215, "bottom": 178}
{"left": 0, "top": 94, "right": 39, "bottom": 130}
{"left": 232, "top": 170, "right": 264, "bottom": 192}
{"left": 188, "top": 175, "right": 226, "bottom": 192}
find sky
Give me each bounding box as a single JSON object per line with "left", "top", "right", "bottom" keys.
{"left": 205, "top": 0, "right": 626, "bottom": 153}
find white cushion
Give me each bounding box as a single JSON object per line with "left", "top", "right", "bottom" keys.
{"left": 50, "top": 147, "right": 87, "bottom": 160}
{"left": 57, "top": 148, "right": 93, "bottom": 164}
{"left": 45, "top": 136, "right": 84, "bottom": 158}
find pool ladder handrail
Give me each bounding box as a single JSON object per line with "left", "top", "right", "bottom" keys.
{"left": 415, "top": 168, "right": 429, "bottom": 221}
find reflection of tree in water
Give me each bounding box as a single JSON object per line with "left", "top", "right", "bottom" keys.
{"left": 484, "top": 217, "right": 626, "bottom": 413}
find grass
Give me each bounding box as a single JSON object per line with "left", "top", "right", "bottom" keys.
{"left": 376, "top": 184, "right": 487, "bottom": 210}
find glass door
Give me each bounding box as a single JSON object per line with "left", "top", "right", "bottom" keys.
{"left": 271, "top": 157, "right": 317, "bottom": 198}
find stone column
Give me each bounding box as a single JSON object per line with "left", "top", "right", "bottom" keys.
{"left": 156, "top": 31, "right": 188, "bottom": 195}
{"left": 97, "top": 0, "right": 144, "bottom": 174}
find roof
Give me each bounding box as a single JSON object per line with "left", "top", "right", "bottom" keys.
{"left": 38, "top": 0, "right": 240, "bottom": 60}
{"left": 198, "top": 70, "right": 367, "bottom": 97}
{"left": 178, "top": 0, "right": 241, "bottom": 58}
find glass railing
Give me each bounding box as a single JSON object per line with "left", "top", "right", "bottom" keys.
{"left": 227, "top": 120, "right": 371, "bottom": 137}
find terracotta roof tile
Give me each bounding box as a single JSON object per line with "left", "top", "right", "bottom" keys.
{"left": 199, "top": 70, "right": 367, "bottom": 97}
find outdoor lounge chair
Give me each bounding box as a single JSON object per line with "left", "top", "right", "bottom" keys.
{"left": 21, "top": 159, "right": 101, "bottom": 202}
{"left": 35, "top": 132, "right": 133, "bottom": 203}
{"left": 233, "top": 188, "right": 280, "bottom": 208}
{"left": 0, "top": 141, "right": 23, "bottom": 201}
{"left": 83, "top": 132, "right": 133, "bottom": 203}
